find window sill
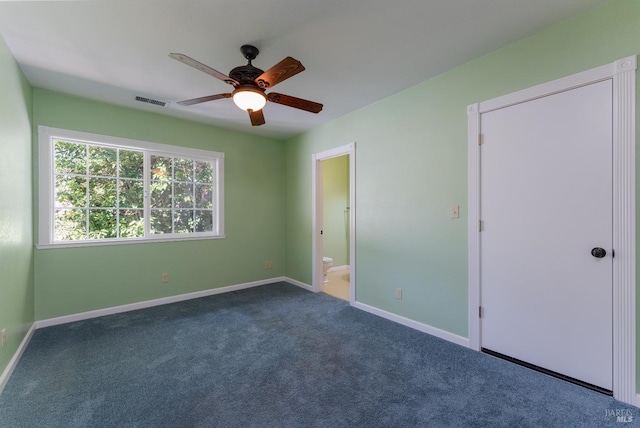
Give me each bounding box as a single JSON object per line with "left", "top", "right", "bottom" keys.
{"left": 36, "top": 234, "right": 226, "bottom": 250}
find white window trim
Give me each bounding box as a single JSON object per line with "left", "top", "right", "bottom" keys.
{"left": 37, "top": 126, "right": 225, "bottom": 249}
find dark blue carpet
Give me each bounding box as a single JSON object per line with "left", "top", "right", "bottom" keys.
{"left": 0, "top": 282, "right": 637, "bottom": 427}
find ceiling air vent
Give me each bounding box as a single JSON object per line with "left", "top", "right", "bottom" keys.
{"left": 135, "top": 96, "right": 166, "bottom": 107}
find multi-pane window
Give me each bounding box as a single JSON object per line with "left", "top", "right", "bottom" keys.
{"left": 149, "top": 155, "right": 215, "bottom": 234}
{"left": 54, "top": 141, "right": 145, "bottom": 240}
{"left": 39, "top": 126, "right": 224, "bottom": 247}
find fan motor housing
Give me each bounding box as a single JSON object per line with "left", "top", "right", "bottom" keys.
{"left": 229, "top": 64, "right": 264, "bottom": 85}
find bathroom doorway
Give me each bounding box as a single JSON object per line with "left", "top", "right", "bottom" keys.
{"left": 312, "top": 143, "right": 355, "bottom": 303}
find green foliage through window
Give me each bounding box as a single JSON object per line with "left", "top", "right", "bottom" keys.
{"left": 52, "top": 139, "right": 217, "bottom": 242}
{"left": 149, "top": 155, "right": 214, "bottom": 235}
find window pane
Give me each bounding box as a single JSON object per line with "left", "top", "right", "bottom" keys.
{"left": 119, "top": 209, "right": 144, "bottom": 238}
{"left": 88, "top": 146, "right": 117, "bottom": 176}
{"left": 89, "top": 209, "right": 117, "bottom": 239}
{"left": 55, "top": 141, "right": 86, "bottom": 175}
{"left": 55, "top": 209, "right": 87, "bottom": 241}
{"left": 174, "top": 183, "right": 193, "bottom": 208}
{"left": 174, "top": 210, "right": 194, "bottom": 233}
{"left": 151, "top": 156, "right": 171, "bottom": 181}
{"left": 89, "top": 178, "right": 117, "bottom": 208}
{"left": 55, "top": 175, "right": 87, "bottom": 208}
{"left": 119, "top": 150, "right": 144, "bottom": 179}
{"left": 150, "top": 209, "right": 172, "bottom": 234}
{"left": 43, "top": 129, "right": 223, "bottom": 245}
{"left": 119, "top": 180, "right": 144, "bottom": 208}
{"left": 195, "top": 184, "right": 212, "bottom": 209}
{"left": 150, "top": 181, "right": 172, "bottom": 208}
{"left": 174, "top": 158, "right": 193, "bottom": 182}
{"left": 195, "top": 211, "right": 213, "bottom": 232}
{"left": 195, "top": 161, "right": 213, "bottom": 183}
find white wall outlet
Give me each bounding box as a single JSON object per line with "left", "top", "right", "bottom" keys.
{"left": 395, "top": 288, "right": 403, "bottom": 300}
{"left": 450, "top": 205, "right": 460, "bottom": 219}
{"left": 161, "top": 273, "right": 169, "bottom": 283}
{"left": 1, "top": 328, "right": 5, "bottom": 348}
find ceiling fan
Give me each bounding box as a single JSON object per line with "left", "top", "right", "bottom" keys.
{"left": 170, "top": 45, "right": 323, "bottom": 126}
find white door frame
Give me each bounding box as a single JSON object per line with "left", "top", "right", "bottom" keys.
{"left": 312, "top": 143, "right": 356, "bottom": 303}
{"left": 468, "top": 56, "right": 636, "bottom": 405}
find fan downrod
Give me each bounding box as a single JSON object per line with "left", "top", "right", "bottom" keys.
{"left": 240, "top": 45, "right": 259, "bottom": 63}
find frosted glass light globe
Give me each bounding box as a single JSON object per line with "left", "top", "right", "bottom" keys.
{"left": 232, "top": 88, "right": 267, "bottom": 111}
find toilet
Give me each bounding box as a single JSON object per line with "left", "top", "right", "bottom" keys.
{"left": 322, "top": 257, "right": 333, "bottom": 283}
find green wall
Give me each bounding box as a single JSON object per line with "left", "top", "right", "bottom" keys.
{"left": 33, "top": 89, "right": 286, "bottom": 320}
{"left": 284, "top": 0, "right": 640, "bottom": 350}
{"left": 2, "top": 0, "right": 640, "bottom": 396}
{"left": 0, "top": 35, "right": 34, "bottom": 377}
{"left": 322, "top": 156, "right": 349, "bottom": 267}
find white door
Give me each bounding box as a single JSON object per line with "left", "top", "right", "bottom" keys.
{"left": 479, "top": 79, "right": 613, "bottom": 391}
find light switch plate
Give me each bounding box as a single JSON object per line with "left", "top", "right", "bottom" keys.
{"left": 450, "top": 205, "right": 460, "bottom": 219}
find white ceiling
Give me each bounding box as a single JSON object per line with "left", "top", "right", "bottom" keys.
{"left": 0, "top": 0, "right": 612, "bottom": 140}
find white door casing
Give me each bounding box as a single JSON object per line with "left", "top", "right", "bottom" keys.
{"left": 312, "top": 143, "right": 356, "bottom": 303}
{"left": 468, "top": 56, "right": 636, "bottom": 404}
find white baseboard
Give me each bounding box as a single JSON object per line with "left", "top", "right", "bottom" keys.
{"left": 287, "top": 275, "right": 469, "bottom": 350}
{"left": 352, "top": 301, "right": 469, "bottom": 348}
{"left": 284, "top": 277, "right": 314, "bottom": 291}
{"left": 36, "top": 277, "right": 285, "bottom": 329}
{"left": 0, "top": 323, "right": 36, "bottom": 395}
{"left": 328, "top": 265, "right": 349, "bottom": 273}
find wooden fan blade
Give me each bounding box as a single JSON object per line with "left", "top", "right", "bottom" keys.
{"left": 256, "top": 57, "right": 305, "bottom": 89}
{"left": 267, "top": 93, "right": 323, "bottom": 113}
{"left": 177, "top": 93, "right": 231, "bottom": 106}
{"left": 248, "top": 109, "right": 265, "bottom": 126}
{"left": 169, "top": 53, "right": 239, "bottom": 86}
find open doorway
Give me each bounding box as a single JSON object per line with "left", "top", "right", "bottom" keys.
{"left": 312, "top": 143, "right": 355, "bottom": 303}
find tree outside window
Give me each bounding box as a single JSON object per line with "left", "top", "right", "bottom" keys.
{"left": 39, "top": 126, "right": 223, "bottom": 248}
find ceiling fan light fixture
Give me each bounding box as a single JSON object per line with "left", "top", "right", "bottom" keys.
{"left": 232, "top": 86, "right": 267, "bottom": 112}
{"left": 171, "top": 48, "right": 322, "bottom": 126}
